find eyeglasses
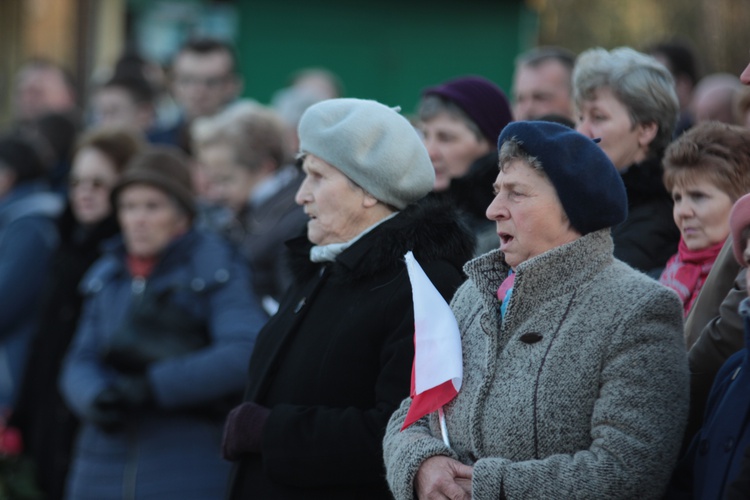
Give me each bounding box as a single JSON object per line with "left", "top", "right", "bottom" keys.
{"left": 69, "top": 177, "right": 114, "bottom": 190}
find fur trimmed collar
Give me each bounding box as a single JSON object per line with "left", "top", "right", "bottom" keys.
{"left": 288, "top": 196, "right": 475, "bottom": 284}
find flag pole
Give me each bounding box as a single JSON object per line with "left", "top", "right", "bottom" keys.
{"left": 438, "top": 406, "right": 451, "bottom": 448}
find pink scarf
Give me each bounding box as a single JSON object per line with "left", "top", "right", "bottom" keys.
{"left": 659, "top": 238, "right": 724, "bottom": 316}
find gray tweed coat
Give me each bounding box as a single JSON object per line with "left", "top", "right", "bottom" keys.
{"left": 383, "top": 229, "right": 689, "bottom": 500}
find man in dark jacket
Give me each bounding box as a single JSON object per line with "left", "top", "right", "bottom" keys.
{"left": 222, "top": 98, "right": 474, "bottom": 499}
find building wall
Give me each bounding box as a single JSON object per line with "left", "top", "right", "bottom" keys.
{"left": 236, "top": 0, "right": 533, "bottom": 112}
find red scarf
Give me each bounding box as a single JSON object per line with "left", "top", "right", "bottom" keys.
{"left": 126, "top": 254, "right": 159, "bottom": 278}
{"left": 659, "top": 238, "right": 724, "bottom": 316}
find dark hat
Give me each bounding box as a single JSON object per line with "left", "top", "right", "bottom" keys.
{"left": 112, "top": 146, "right": 195, "bottom": 219}
{"left": 422, "top": 76, "right": 513, "bottom": 144}
{"left": 497, "top": 121, "right": 628, "bottom": 235}
{"left": 0, "top": 134, "right": 47, "bottom": 182}
{"left": 729, "top": 193, "right": 750, "bottom": 265}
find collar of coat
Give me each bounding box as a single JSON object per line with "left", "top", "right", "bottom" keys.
{"left": 463, "top": 228, "right": 615, "bottom": 314}
{"left": 287, "top": 196, "right": 475, "bottom": 285}
{"left": 80, "top": 229, "right": 239, "bottom": 296}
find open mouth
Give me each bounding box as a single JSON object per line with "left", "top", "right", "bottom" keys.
{"left": 499, "top": 233, "right": 513, "bottom": 245}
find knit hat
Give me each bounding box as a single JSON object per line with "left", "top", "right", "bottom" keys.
{"left": 497, "top": 121, "right": 628, "bottom": 235}
{"left": 298, "top": 98, "right": 434, "bottom": 210}
{"left": 112, "top": 146, "right": 196, "bottom": 219}
{"left": 422, "top": 76, "right": 513, "bottom": 144}
{"left": 729, "top": 193, "right": 750, "bottom": 265}
{"left": 0, "top": 134, "right": 47, "bottom": 182}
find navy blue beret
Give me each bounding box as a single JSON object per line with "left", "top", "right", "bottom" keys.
{"left": 497, "top": 121, "right": 628, "bottom": 235}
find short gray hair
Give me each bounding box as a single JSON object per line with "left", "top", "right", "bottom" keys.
{"left": 498, "top": 137, "right": 544, "bottom": 174}
{"left": 573, "top": 47, "right": 679, "bottom": 156}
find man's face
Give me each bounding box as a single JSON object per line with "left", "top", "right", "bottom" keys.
{"left": 92, "top": 87, "right": 153, "bottom": 132}
{"left": 14, "top": 66, "right": 75, "bottom": 121}
{"left": 513, "top": 60, "right": 574, "bottom": 121}
{"left": 172, "top": 50, "right": 240, "bottom": 120}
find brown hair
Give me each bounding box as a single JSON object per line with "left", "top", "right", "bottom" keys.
{"left": 74, "top": 127, "right": 144, "bottom": 174}
{"left": 192, "top": 102, "right": 288, "bottom": 171}
{"left": 663, "top": 121, "right": 750, "bottom": 201}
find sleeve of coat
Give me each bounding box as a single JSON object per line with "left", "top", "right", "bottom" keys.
{"left": 685, "top": 267, "right": 746, "bottom": 443}
{"left": 258, "top": 260, "right": 464, "bottom": 489}
{"left": 382, "top": 394, "right": 459, "bottom": 500}
{"left": 148, "top": 252, "right": 268, "bottom": 409}
{"left": 470, "top": 286, "right": 689, "bottom": 500}
{"left": 59, "top": 291, "right": 113, "bottom": 419}
{"left": 0, "top": 217, "right": 58, "bottom": 335}
{"left": 382, "top": 279, "right": 477, "bottom": 500}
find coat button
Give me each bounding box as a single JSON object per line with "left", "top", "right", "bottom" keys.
{"left": 214, "top": 269, "right": 229, "bottom": 283}
{"left": 519, "top": 332, "right": 543, "bottom": 344}
{"left": 191, "top": 278, "right": 206, "bottom": 291}
{"left": 294, "top": 297, "right": 306, "bottom": 314}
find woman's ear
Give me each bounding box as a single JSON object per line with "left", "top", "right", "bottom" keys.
{"left": 637, "top": 122, "right": 659, "bottom": 148}
{"left": 362, "top": 191, "right": 380, "bottom": 208}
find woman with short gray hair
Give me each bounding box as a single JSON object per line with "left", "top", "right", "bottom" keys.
{"left": 574, "top": 46, "right": 680, "bottom": 276}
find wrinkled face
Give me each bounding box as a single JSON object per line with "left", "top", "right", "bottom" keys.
{"left": 421, "top": 113, "right": 491, "bottom": 192}
{"left": 294, "top": 154, "right": 370, "bottom": 245}
{"left": 671, "top": 176, "right": 733, "bottom": 251}
{"left": 486, "top": 159, "right": 581, "bottom": 269}
{"left": 576, "top": 87, "right": 652, "bottom": 171}
{"left": 198, "top": 144, "right": 259, "bottom": 214}
{"left": 92, "top": 87, "right": 152, "bottom": 132}
{"left": 118, "top": 184, "right": 189, "bottom": 257}
{"left": 69, "top": 147, "right": 120, "bottom": 225}
{"left": 513, "top": 60, "right": 574, "bottom": 121}
{"left": 172, "top": 50, "right": 239, "bottom": 120}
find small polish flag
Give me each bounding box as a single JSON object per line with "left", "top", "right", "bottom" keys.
{"left": 401, "top": 251, "right": 463, "bottom": 431}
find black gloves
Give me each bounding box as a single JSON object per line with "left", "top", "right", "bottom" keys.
{"left": 89, "top": 375, "right": 154, "bottom": 433}
{"left": 221, "top": 402, "right": 271, "bottom": 461}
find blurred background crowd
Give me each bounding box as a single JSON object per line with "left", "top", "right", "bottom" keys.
{"left": 0, "top": 0, "right": 749, "bottom": 498}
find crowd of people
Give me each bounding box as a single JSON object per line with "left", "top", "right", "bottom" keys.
{"left": 1, "top": 34, "right": 750, "bottom": 499}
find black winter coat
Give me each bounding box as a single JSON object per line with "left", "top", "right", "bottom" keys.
{"left": 612, "top": 156, "right": 679, "bottom": 276}
{"left": 10, "top": 206, "right": 119, "bottom": 499}
{"left": 228, "top": 198, "right": 474, "bottom": 499}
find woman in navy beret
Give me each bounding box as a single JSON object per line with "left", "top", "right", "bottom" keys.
{"left": 384, "top": 121, "right": 689, "bottom": 500}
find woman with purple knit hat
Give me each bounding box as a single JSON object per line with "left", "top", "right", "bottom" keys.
{"left": 419, "top": 75, "right": 513, "bottom": 255}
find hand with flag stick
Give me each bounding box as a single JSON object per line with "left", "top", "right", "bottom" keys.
{"left": 401, "top": 251, "right": 472, "bottom": 499}
{"left": 401, "top": 251, "right": 463, "bottom": 442}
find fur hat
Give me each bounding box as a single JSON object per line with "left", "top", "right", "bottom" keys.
{"left": 422, "top": 76, "right": 513, "bottom": 143}
{"left": 729, "top": 192, "right": 750, "bottom": 265}
{"left": 112, "top": 146, "right": 195, "bottom": 219}
{"left": 497, "top": 121, "right": 628, "bottom": 235}
{"left": 298, "top": 98, "right": 434, "bottom": 210}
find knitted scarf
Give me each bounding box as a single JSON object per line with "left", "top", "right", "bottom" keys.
{"left": 659, "top": 238, "right": 725, "bottom": 316}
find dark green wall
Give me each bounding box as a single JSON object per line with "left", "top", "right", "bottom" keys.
{"left": 236, "top": 0, "right": 535, "bottom": 114}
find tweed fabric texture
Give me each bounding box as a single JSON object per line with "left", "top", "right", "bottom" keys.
{"left": 384, "top": 229, "right": 689, "bottom": 499}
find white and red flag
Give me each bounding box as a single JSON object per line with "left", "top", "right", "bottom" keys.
{"left": 401, "top": 251, "right": 463, "bottom": 433}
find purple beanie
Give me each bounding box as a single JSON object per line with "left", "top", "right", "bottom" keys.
{"left": 422, "top": 76, "right": 513, "bottom": 143}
